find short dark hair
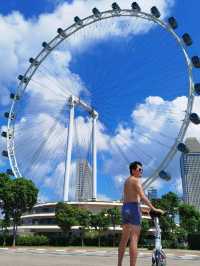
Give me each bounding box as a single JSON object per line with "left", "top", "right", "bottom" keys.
{"left": 129, "top": 161, "right": 142, "bottom": 175}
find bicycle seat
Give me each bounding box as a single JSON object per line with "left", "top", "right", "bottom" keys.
{"left": 149, "top": 210, "right": 162, "bottom": 219}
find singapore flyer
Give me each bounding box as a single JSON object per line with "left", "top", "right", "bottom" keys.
{"left": 1, "top": 1, "right": 200, "bottom": 203}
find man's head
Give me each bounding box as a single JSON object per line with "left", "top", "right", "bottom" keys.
{"left": 129, "top": 161, "right": 143, "bottom": 178}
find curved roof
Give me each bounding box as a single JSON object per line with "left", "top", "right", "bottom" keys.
{"left": 34, "top": 201, "right": 149, "bottom": 209}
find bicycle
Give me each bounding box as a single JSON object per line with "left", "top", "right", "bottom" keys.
{"left": 150, "top": 210, "right": 167, "bottom": 266}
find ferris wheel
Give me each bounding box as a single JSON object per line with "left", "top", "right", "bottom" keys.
{"left": 2, "top": 2, "right": 200, "bottom": 201}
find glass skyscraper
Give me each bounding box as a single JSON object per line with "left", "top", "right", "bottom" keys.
{"left": 75, "top": 159, "right": 93, "bottom": 201}
{"left": 180, "top": 137, "right": 200, "bottom": 211}
{"left": 147, "top": 187, "right": 158, "bottom": 199}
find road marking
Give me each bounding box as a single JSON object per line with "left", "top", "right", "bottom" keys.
{"left": 16, "top": 248, "right": 27, "bottom": 252}
{"left": 0, "top": 247, "right": 200, "bottom": 261}
{"left": 178, "top": 255, "right": 200, "bottom": 260}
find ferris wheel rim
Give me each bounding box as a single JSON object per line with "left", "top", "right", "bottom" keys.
{"left": 6, "top": 7, "right": 195, "bottom": 188}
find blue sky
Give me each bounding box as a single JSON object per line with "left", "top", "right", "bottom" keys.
{"left": 0, "top": 0, "right": 57, "bottom": 17}
{"left": 0, "top": 0, "right": 200, "bottom": 202}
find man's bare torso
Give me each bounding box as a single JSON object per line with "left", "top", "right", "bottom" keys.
{"left": 123, "top": 176, "right": 141, "bottom": 203}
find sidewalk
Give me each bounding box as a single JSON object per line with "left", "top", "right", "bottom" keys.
{"left": 1, "top": 247, "right": 200, "bottom": 266}
{"left": 1, "top": 246, "right": 200, "bottom": 256}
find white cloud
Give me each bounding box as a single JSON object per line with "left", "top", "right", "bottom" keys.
{"left": 0, "top": 0, "right": 183, "bottom": 201}
{"left": 37, "top": 192, "right": 51, "bottom": 203}
{"left": 110, "top": 95, "right": 200, "bottom": 193}
{"left": 0, "top": 87, "right": 10, "bottom": 107}
{"left": 42, "top": 160, "right": 77, "bottom": 201}
{"left": 174, "top": 176, "right": 183, "bottom": 195}
{"left": 43, "top": 162, "right": 65, "bottom": 200}
{"left": 74, "top": 116, "right": 110, "bottom": 152}
{"left": 114, "top": 174, "right": 126, "bottom": 189}
{"left": 5, "top": 91, "right": 198, "bottom": 201}
{"left": 132, "top": 96, "right": 185, "bottom": 133}
{"left": 0, "top": 0, "right": 174, "bottom": 103}
{"left": 97, "top": 193, "right": 112, "bottom": 201}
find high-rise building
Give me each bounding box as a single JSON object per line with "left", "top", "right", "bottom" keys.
{"left": 180, "top": 137, "right": 200, "bottom": 211}
{"left": 75, "top": 159, "right": 93, "bottom": 201}
{"left": 147, "top": 187, "right": 158, "bottom": 200}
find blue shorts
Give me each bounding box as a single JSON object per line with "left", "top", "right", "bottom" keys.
{"left": 122, "top": 202, "right": 141, "bottom": 226}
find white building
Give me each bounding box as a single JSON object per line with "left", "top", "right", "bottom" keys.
{"left": 14, "top": 201, "right": 150, "bottom": 235}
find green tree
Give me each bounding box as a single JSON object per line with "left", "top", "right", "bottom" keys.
{"left": 0, "top": 174, "right": 38, "bottom": 247}
{"left": 0, "top": 174, "right": 15, "bottom": 246}
{"left": 175, "top": 227, "right": 188, "bottom": 247}
{"left": 55, "top": 202, "right": 79, "bottom": 244}
{"left": 179, "top": 203, "right": 200, "bottom": 233}
{"left": 90, "top": 210, "right": 110, "bottom": 247}
{"left": 161, "top": 192, "right": 180, "bottom": 217}
{"left": 0, "top": 216, "right": 10, "bottom": 246}
{"left": 107, "top": 207, "right": 121, "bottom": 246}
{"left": 76, "top": 208, "right": 91, "bottom": 247}
{"left": 151, "top": 192, "right": 180, "bottom": 242}
{"left": 0, "top": 173, "right": 13, "bottom": 220}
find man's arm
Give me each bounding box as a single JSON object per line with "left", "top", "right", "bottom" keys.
{"left": 134, "top": 180, "right": 163, "bottom": 213}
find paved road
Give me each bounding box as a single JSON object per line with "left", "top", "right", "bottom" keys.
{"left": 0, "top": 247, "right": 200, "bottom": 266}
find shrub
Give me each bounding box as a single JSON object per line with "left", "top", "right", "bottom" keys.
{"left": 16, "top": 235, "right": 49, "bottom": 246}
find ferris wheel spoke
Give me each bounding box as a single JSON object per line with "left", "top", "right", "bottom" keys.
{"left": 110, "top": 135, "right": 136, "bottom": 164}
{"left": 91, "top": 69, "right": 188, "bottom": 104}
{"left": 21, "top": 111, "right": 67, "bottom": 175}
{"left": 132, "top": 128, "right": 171, "bottom": 149}
{"left": 118, "top": 133, "right": 155, "bottom": 162}
{"left": 29, "top": 78, "right": 67, "bottom": 100}
{"left": 87, "top": 34, "right": 187, "bottom": 96}
{"left": 23, "top": 127, "right": 67, "bottom": 177}
{"left": 36, "top": 66, "right": 74, "bottom": 98}
{"left": 95, "top": 107, "right": 183, "bottom": 141}
{"left": 6, "top": 4, "right": 198, "bottom": 199}
{"left": 133, "top": 124, "right": 179, "bottom": 141}
{"left": 22, "top": 126, "right": 61, "bottom": 174}
{"left": 30, "top": 128, "right": 68, "bottom": 174}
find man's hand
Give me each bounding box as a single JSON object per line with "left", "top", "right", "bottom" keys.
{"left": 152, "top": 208, "right": 165, "bottom": 215}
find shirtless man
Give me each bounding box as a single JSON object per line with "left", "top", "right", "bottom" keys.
{"left": 118, "top": 161, "right": 164, "bottom": 266}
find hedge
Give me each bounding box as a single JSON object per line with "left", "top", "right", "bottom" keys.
{"left": 1, "top": 232, "right": 198, "bottom": 249}
{"left": 16, "top": 235, "right": 49, "bottom": 246}
{"left": 0, "top": 235, "right": 49, "bottom": 246}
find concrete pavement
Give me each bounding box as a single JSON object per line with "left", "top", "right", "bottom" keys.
{"left": 0, "top": 247, "right": 200, "bottom": 266}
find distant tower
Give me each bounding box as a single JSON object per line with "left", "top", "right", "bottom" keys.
{"left": 76, "top": 159, "right": 93, "bottom": 201}
{"left": 147, "top": 187, "right": 158, "bottom": 200}
{"left": 180, "top": 137, "right": 200, "bottom": 211}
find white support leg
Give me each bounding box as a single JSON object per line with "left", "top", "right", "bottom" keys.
{"left": 92, "top": 111, "right": 98, "bottom": 201}
{"left": 63, "top": 96, "right": 75, "bottom": 202}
